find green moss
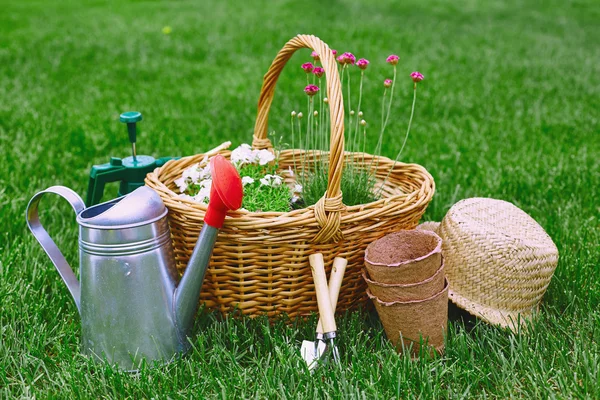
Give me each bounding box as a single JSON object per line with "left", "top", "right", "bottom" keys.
{"left": 238, "top": 163, "right": 292, "bottom": 212}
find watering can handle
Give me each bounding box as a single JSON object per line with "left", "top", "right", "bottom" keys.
{"left": 26, "top": 186, "right": 86, "bottom": 312}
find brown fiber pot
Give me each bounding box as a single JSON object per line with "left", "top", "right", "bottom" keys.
{"left": 365, "top": 230, "right": 442, "bottom": 284}
{"left": 362, "top": 260, "right": 445, "bottom": 302}
{"left": 367, "top": 279, "right": 449, "bottom": 357}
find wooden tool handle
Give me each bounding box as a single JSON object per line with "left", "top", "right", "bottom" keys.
{"left": 316, "top": 257, "right": 347, "bottom": 333}
{"left": 310, "top": 253, "right": 336, "bottom": 334}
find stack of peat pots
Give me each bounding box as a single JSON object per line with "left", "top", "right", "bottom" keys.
{"left": 364, "top": 230, "right": 448, "bottom": 356}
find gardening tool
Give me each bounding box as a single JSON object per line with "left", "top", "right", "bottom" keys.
{"left": 26, "top": 155, "right": 243, "bottom": 370}
{"left": 85, "top": 111, "right": 178, "bottom": 206}
{"left": 301, "top": 256, "right": 347, "bottom": 370}
{"left": 305, "top": 253, "right": 343, "bottom": 367}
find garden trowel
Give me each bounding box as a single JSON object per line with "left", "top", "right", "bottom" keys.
{"left": 301, "top": 255, "right": 347, "bottom": 370}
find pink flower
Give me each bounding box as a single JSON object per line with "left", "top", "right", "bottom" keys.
{"left": 331, "top": 49, "right": 338, "bottom": 56}
{"left": 311, "top": 51, "right": 319, "bottom": 61}
{"left": 384, "top": 79, "right": 393, "bottom": 88}
{"left": 313, "top": 66, "right": 325, "bottom": 78}
{"left": 386, "top": 54, "right": 399, "bottom": 65}
{"left": 356, "top": 58, "right": 370, "bottom": 70}
{"left": 304, "top": 84, "right": 320, "bottom": 96}
{"left": 410, "top": 71, "right": 424, "bottom": 83}
{"left": 301, "top": 62, "right": 314, "bottom": 73}
{"left": 336, "top": 52, "right": 356, "bottom": 65}
{"left": 342, "top": 52, "right": 356, "bottom": 65}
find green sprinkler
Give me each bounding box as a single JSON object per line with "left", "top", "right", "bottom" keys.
{"left": 86, "top": 111, "right": 178, "bottom": 206}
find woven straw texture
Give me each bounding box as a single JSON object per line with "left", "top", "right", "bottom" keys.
{"left": 145, "top": 34, "right": 435, "bottom": 318}
{"left": 435, "top": 198, "right": 559, "bottom": 330}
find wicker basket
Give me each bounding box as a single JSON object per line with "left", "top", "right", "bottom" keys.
{"left": 145, "top": 34, "right": 435, "bottom": 318}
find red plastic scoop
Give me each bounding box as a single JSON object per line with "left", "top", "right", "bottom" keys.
{"left": 204, "top": 155, "right": 243, "bottom": 228}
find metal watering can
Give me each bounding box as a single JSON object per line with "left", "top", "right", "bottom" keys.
{"left": 26, "top": 155, "right": 243, "bottom": 370}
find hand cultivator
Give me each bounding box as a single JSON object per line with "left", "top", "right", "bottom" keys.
{"left": 301, "top": 254, "right": 347, "bottom": 370}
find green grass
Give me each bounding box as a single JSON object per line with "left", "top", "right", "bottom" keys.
{"left": 1, "top": 0, "right": 599, "bottom": 398}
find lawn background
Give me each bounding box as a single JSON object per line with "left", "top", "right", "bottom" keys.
{"left": 1, "top": 0, "right": 599, "bottom": 398}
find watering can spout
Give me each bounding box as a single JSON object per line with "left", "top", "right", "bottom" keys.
{"left": 174, "top": 155, "right": 243, "bottom": 334}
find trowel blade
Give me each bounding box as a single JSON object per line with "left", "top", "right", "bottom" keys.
{"left": 300, "top": 340, "right": 326, "bottom": 371}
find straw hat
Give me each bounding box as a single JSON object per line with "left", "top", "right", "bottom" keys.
{"left": 417, "top": 198, "right": 558, "bottom": 330}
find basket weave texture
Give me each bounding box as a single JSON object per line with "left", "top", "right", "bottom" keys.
{"left": 421, "top": 198, "right": 559, "bottom": 330}
{"left": 145, "top": 34, "right": 435, "bottom": 318}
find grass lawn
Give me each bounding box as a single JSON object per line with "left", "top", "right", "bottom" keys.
{"left": 1, "top": 0, "right": 599, "bottom": 398}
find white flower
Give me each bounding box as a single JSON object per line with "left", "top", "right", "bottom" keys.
{"left": 260, "top": 174, "right": 283, "bottom": 187}
{"left": 272, "top": 175, "right": 282, "bottom": 187}
{"left": 231, "top": 144, "right": 255, "bottom": 165}
{"left": 284, "top": 166, "right": 295, "bottom": 177}
{"left": 242, "top": 176, "right": 255, "bottom": 186}
{"left": 198, "top": 164, "right": 211, "bottom": 180}
{"left": 181, "top": 163, "right": 209, "bottom": 185}
{"left": 256, "top": 149, "right": 275, "bottom": 165}
{"left": 174, "top": 177, "right": 188, "bottom": 193}
{"left": 293, "top": 184, "right": 303, "bottom": 193}
{"left": 194, "top": 193, "right": 209, "bottom": 203}
{"left": 194, "top": 188, "right": 211, "bottom": 204}
{"left": 200, "top": 178, "right": 212, "bottom": 190}
{"left": 188, "top": 168, "right": 201, "bottom": 183}
{"left": 182, "top": 164, "right": 198, "bottom": 181}
{"left": 291, "top": 195, "right": 300, "bottom": 203}
{"left": 187, "top": 179, "right": 211, "bottom": 204}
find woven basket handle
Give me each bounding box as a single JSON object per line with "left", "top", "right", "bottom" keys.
{"left": 253, "top": 34, "right": 345, "bottom": 243}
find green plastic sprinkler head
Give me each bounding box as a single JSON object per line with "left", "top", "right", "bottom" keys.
{"left": 85, "top": 112, "right": 179, "bottom": 206}
{"left": 119, "top": 111, "right": 142, "bottom": 161}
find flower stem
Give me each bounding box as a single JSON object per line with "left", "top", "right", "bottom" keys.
{"left": 291, "top": 113, "right": 296, "bottom": 173}
{"left": 382, "top": 66, "right": 397, "bottom": 139}
{"left": 299, "top": 115, "right": 306, "bottom": 171}
{"left": 362, "top": 125, "right": 367, "bottom": 166}
{"left": 372, "top": 66, "right": 397, "bottom": 183}
{"left": 319, "top": 77, "right": 324, "bottom": 154}
{"left": 354, "top": 70, "right": 364, "bottom": 153}
{"left": 309, "top": 97, "right": 316, "bottom": 165}
{"left": 308, "top": 99, "right": 312, "bottom": 150}
{"left": 376, "top": 89, "right": 387, "bottom": 156}
{"left": 345, "top": 66, "right": 355, "bottom": 183}
{"left": 397, "top": 84, "right": 418, "bottom": 160}
{"left": 377, "top": 84, "right": 418, "bottom": 197}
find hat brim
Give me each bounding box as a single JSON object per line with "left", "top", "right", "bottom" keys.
{"left": 448, "top": 286, "right": 536, "bottom": 332}
{"left": 418, "top": 221, "right": 541, "bottom": 332}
